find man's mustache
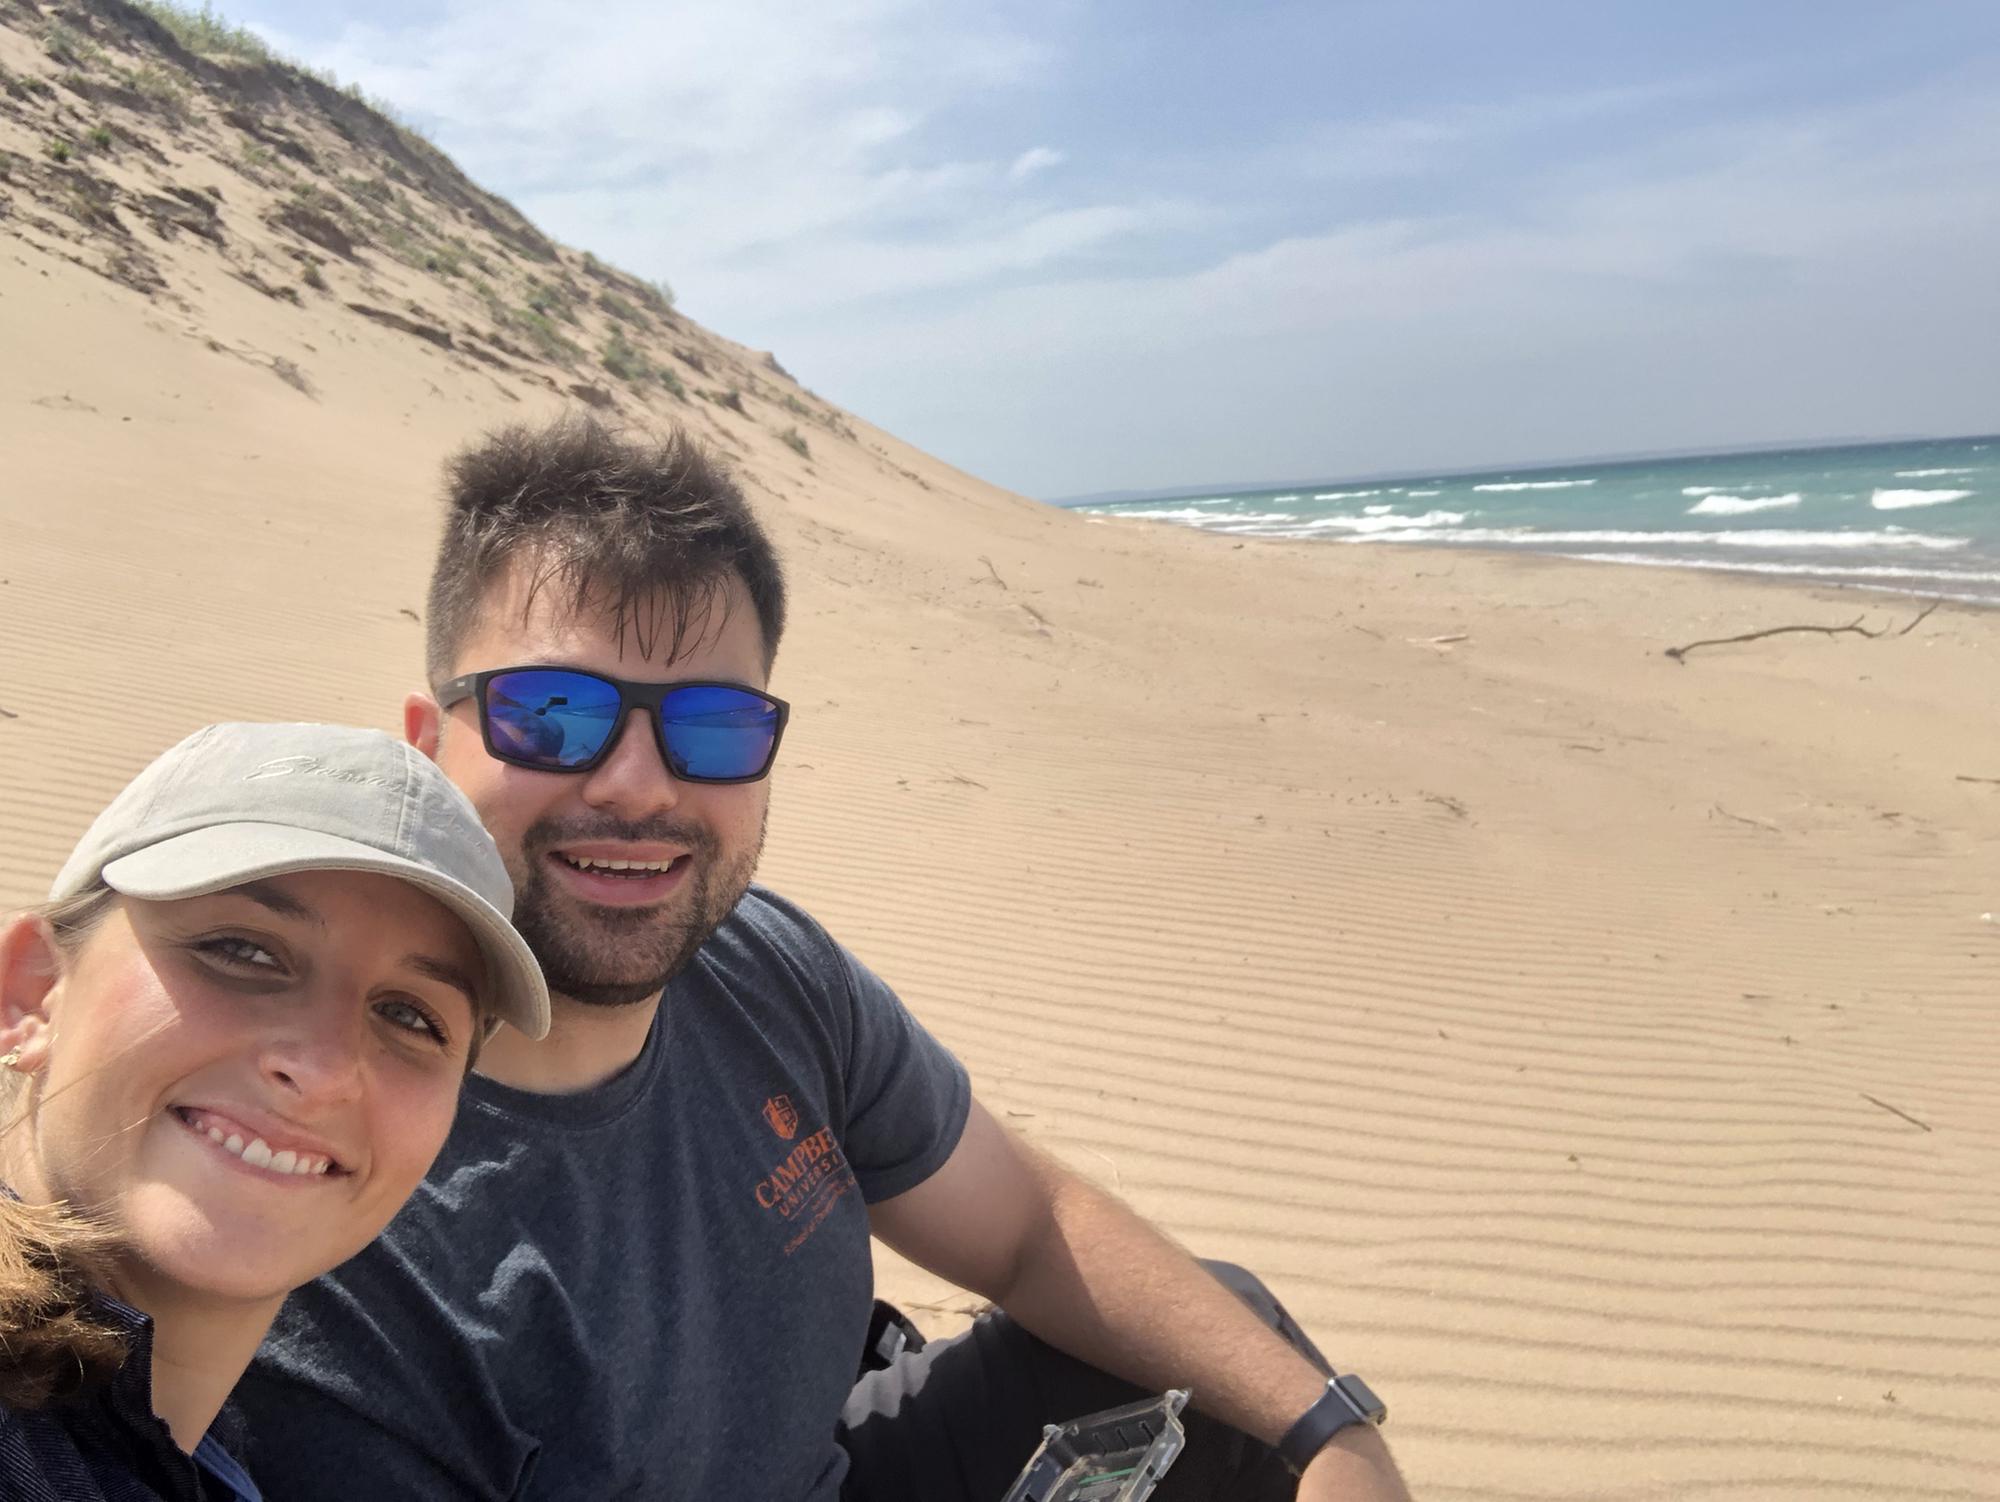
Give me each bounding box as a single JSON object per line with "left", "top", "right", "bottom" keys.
{"left": 521, "top": 816, "right": 720, "bottom": 858}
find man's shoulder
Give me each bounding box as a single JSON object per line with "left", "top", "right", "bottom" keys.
{"left": 722, "top": 883, "right": 834, "bottom": 946}
{"left": 703, "top": 885, "right": 849, "bottom": 981}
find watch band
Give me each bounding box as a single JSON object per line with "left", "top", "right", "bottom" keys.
{"left": 1275, "top": 1373, "right": 1387, "bottom": 1475}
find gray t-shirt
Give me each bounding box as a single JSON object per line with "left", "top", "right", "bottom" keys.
{"left": 235, "top": 886, "right": 971, "bottom": 1500}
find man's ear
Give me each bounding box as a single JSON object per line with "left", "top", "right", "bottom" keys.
{"left": 405, "top": 691, "right": 443, "bottom": 760}
{"left": 0, "top": 916, "right": 62, "bottom": 1074}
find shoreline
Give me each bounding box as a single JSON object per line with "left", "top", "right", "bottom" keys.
{"left": 1087, "top": 512, "right": 2000, "bottom": 612}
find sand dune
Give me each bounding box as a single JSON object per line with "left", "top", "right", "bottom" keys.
{"left": 4, "top": 6, "right": 1999, "bottom": 1497}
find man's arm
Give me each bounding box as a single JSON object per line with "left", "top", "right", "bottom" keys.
{"left": 869, "top": 1100, "right": 1411, "bottom": 1500}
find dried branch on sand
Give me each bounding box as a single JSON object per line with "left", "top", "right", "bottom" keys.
{"left": 1665, "top": 601, "right": 1939, "bottom": 664}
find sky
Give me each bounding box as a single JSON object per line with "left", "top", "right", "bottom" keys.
{"left": 234, "top": 1, "right": 2000, "bottom": 499}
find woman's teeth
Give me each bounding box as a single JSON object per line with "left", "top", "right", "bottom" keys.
{"left": 181, "top": 1110, "right": 332, "bottom": 1175}
{"left": 208, "top": 1125, "right": 330, "bottom": 1176}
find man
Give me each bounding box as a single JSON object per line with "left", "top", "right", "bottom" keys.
{"left": 237, "top": 415, "right": 1410, "bottom": 1501}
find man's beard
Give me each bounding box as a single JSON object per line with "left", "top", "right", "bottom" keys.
{"left": 507, "top": 811, "right": 764, "bottom": 1007}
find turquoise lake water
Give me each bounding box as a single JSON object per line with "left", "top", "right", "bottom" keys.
{"left": 1069, "top": 435, "right": 2000, "bottom": 605}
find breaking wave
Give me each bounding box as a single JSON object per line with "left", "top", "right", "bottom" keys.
{"left": 1100, "top": 506, "right": 1298, "bottom": 525}
{"left": 1687, "top": 493, "right": 1802, "bottom": 516}
{"left": 1871, "top": 488, "right": 1974, "bottom": 510}
{"left": 1564, "top": 554, "right": 2000, "bottom": 585}
{"left": 1472, "top": 478, "right": 1597, "bottom": 493}
{"left": 1344, "top": 527, "right": 1967, "bottom": 552}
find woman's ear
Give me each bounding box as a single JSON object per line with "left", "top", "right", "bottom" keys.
{"left": 0, "top": 915, "right": 61, "bottom": 1073}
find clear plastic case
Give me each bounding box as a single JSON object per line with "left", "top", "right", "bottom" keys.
{"left": 998, "top": 1389, "right": 1191, "bottom": 1502}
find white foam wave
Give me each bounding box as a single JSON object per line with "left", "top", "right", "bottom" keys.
{"left": 1681, "top": 486, "right": 1732, "bottom": 497}
{"left": 1096, "top": 506, "right": 1297, "bottom": 525}
{"left": 1472, "top": 479, "right": 1597, "bottom": 493}
{"left": 1345, "top": 527, "right": 1967, "bottom": 552}
{"left": 1687, "top": 492, "right": 1802, "bottom": 516}
{"left": 1563, "top": 553, "right": 2000, "bottom": 585}
{"left": 1214, "top": 510, "right": 1469, "bottom": 538}
{"left": 1893, "top": 468, "right": 1975, "bottom": 478}
{"left": 1302, "top": 509, "right": 1468, "bottom": 534}
{"left": 1363, "top": 504, "right": 1395, "bottom": 516}
{"left": 1405, "top": 489, "right": 1441, "bottom": 497}
{"left": 1872, "top": 488, "right": 1974, "bottom": 510}
{"left": 1272, "top": 494, "right": 1303, "bottom": 502}
{"left": 1314, "top": 489, "right": 1380, "bottom": 500}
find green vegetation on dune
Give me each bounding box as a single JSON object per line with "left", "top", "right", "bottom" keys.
{"left": 129, "top": 0, "right": 272, "bottom": 63}
{"left": 1, "top": 0, "right": 824, "bottom": 433}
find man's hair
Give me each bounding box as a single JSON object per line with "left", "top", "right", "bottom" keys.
{"left": 423, "top": 413, "right": 787, "bottom": 684}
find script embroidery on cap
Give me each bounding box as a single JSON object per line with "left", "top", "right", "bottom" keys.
{"left": 245, "top": 755, "right": 397, "bottom": 791}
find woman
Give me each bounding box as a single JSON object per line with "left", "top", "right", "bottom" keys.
{"left": 0, "top": 722, "right": 548, "bottom": 1500}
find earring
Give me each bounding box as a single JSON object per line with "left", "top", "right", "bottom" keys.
{"left": 0, "top": 1050, "right": 19, "bottom": 1068}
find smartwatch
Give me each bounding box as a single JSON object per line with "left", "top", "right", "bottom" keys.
{"left": 1276, "top": 1373, "right": 1387, "bottom": 1475}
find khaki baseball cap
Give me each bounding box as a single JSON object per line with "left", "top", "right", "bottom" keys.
{"left": 50, "top": 723, "right": 549, "bottom": 1040}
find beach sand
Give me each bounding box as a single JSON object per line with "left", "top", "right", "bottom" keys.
{"left": 4, "top": 11, "right": 1998, "bottom": 1496}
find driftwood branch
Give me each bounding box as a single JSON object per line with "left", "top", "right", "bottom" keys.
{"left": 1711, "top": 803, "right": 1778, "bottom": 832}
{"left": 1665, "top": 601, "right": 1940, "bottom": 663}
{"left": 1860, "top": 1092, "right": 1932, "bottom": 1133}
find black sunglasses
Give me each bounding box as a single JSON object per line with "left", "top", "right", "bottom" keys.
{"left": 435, "top": 666, "right": 789, "bottom": 783}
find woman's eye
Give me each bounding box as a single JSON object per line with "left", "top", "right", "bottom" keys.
{"left": 376, "top": 997, "right": 448, "bottom": 1047}
{"left": 194, "top": 936, "right": 283, "bottom": 971}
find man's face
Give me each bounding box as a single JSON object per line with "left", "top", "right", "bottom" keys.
{"left": 413, "top": 564, "right": 772, "bottom": 1008}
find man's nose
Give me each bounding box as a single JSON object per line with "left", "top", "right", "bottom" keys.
{"left": 578, "top": 707, "right": 683, "bottom": 816}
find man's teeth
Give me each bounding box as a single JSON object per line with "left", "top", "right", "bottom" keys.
{"left": 199, "top": 1120, "right": 330, "bottom": 1176}
{"left": 563, "top": 855, "right": 674, "bottom": 873}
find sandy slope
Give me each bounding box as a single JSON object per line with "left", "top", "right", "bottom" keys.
{"left": 4, "top": 6, "right": 1998, "bottom": 1497}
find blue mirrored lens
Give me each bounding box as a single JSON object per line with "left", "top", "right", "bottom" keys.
{"left": 484, "top": 670, "right": 622, "bottom": 769}
{"left": 660, "top": 684, "right": 780, "bottom": 780}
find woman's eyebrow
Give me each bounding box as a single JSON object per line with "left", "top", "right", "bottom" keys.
{"left": 403, "top": 954, "right": 481, "bottom": 1009}
{"left": 232, "top": 880, "right": 322, "bottom": 925}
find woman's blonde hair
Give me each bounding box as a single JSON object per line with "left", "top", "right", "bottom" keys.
{"left": 1, "top": 886, "right": 129, "bottom": 1408}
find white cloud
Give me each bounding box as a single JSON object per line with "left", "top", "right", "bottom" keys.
{"left": 769, "top": 86, "right": 2000, "bottom": 493}
{"left": 261, "top": 0, "right": 1126, "bottom": 326}
{"left": 258, "top": 3, "right": 2000, "bottom": 496}
{"left": 1008, "top": 146, "right": 1066, "bottom": 182}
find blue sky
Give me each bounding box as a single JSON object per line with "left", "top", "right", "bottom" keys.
{"left": 236, "top": 1, "right": 2000, "bottom": 497}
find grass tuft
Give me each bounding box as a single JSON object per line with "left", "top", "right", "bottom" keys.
{"left": 130, "top": 2, "right": 274, "bottom": 63}
{"left": 601, "top": 329, "right": 652, "bottom": 383}
{"left": 518, "top": 308, "right": 582, "bottom": 363}
{"left": 597, "top": 291, "right": 641, "bottom": 325}
{"left": 423, "top": 243, "right": 464, "bottom": 278}
{"left": 43, "top": 24, "right": 103, "bottom": 68}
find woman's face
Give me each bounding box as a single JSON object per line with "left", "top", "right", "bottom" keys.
{"left": 1, "top": 870, "right": 484, "bottom": 1307}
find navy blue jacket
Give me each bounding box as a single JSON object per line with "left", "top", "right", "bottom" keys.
{"left": 0, "top": 1294, "right": 259, "bottom": 1502}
